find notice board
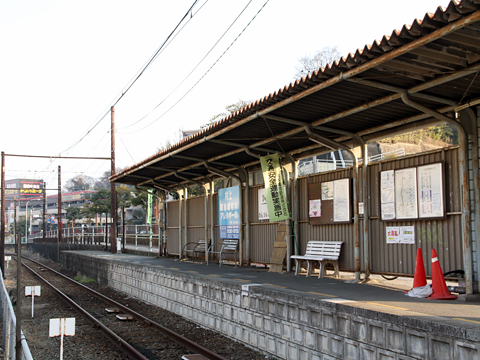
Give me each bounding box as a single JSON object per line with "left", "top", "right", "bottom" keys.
{"left": 308, "top": 178, "right": 351, "bottom": 225}
{"left": 380, "top": 162, "right": 445, "bottom": 221}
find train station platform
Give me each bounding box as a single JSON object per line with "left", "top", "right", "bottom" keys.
{"left": 40, "top": 246, "right": 480, "bottom": 359}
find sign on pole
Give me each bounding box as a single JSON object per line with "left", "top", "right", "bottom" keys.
{"left": 25, "top": 285, "right": 41, "bottom": 318}
{"left": 49, "top": 318, "right": 75, "bottom": 360}
{"left": 260, "top": 154, "right": 290, "bottom": 222}
{"left": 5, "top": 255, "right": 11, "bottom": 269}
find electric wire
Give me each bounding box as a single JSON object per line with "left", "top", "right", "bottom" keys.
{"left": 123, "top": 0, "right": 270, "bottom": 134}
{"left": 119, "top": 0, "right": 252, "bottom": 132}
{"left": 57, "top": 0, "right": 200, "bottom": 157}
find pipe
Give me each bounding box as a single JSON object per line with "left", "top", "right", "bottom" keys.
{"left": 458, "top": 108, "right": 480, "bottom": 286}
{"left": 304, "top": 127, "right": 361, "bottom": 280}
{"left": 401, "top": 93, "right": 473, "bottom": 295}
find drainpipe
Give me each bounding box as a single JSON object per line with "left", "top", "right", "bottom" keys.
{"left": 401, "top": 93, "right": 473, "bottom": 295}
{"left": 176, "top": 185, "right": 186, "bottom": 259}
{"left": 304, "top": 126, "right": 361, "bottom": 280}
{"left": 203, "top": 177, "right": 211, "bottom": 263}
{"left": 457, "top": 107, "right": 480, "bottom": 287}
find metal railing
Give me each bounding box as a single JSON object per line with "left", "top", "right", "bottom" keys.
{"left": 29, "top": 224, "right": 162, "bottom": 254}
{"left": 1, "top": 268, "right": 34, "bottom": 360}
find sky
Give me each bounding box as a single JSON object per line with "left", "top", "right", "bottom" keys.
{"left": 0, "top": 0, "right": 451, "bottom": 194}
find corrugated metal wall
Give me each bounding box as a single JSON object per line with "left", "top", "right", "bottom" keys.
{"left": 165, "top": 148, "right": 463, "bottom": 275}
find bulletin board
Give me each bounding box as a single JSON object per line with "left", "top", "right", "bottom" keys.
{"left": 308, "top": 178, "right": 351, "bottom": 225}
{"left": 380, "top": 162, "right": 445, "bottom": 221}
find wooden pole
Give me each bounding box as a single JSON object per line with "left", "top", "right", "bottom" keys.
{"left": 110, "top": 106, "right": 117, "bottom": 253}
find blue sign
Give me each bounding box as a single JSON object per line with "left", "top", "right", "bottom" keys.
{"left": 218, "top": 186, "right": 240, "bottom": 239}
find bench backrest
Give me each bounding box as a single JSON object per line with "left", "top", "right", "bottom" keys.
{"left": 221, "top": 239, "right": 239, "bottom": 251}
{"left": 195, "top": 239, "right": 206, "bottom": 250}
{"left": 304, "top": 241, "right": 343, "bottom": 258}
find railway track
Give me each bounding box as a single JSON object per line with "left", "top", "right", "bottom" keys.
{"left": 17, "top": 255, "right": 229, "bottom": 360}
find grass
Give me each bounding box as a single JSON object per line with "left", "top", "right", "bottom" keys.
{"left": 74, "top": 275, "right": 96, "bottom": 284}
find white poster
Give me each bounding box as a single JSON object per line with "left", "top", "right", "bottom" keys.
{"left": 386, "top": 226, "right": 415, "bottom": 244}
{"left": 381, "top": 203, "right": 396, "bottom": 220}
{"left": 258, "top": 188, "right": 269, "bottom": 220}
{"left": 395, "top": 168, "right": 418, "bottom": 219}
{"left": 380, "top": 170, "right": 395, "bottom": 203}
{"left": 309, "top": 199, "right": 321, "bottom": 217}
{"left": 321, "top": 181, "right": 334, "bottom": 200}
{"left": 417, "top": 163, "right": 444, "bottom": 218}
{"left": 333, "top": 178, "right": 350, "bottom": 222}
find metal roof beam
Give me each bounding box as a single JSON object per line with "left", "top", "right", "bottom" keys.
{"left": 209, "top": 139, "right": 273, "bottom": 154}
{"left": 346, "top": 78, "right": 458, "bottom": 105}
{"left": 112, "top": 12, "right": 480, "bottom": 183}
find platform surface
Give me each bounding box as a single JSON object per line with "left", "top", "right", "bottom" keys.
{"left": 63, "top": 247, "right": 480, "bottom": 332}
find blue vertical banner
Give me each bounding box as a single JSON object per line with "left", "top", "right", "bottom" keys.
{"left": 218, "top": 186, "right": 240, "bottom": 239}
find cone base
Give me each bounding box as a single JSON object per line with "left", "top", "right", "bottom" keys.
{"left": 427, "top": 293, "right": 457, "bottom": 300}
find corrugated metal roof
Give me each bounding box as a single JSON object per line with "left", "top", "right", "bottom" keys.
{"left": 111, "top": 0, "right": 480, "bottom": 190}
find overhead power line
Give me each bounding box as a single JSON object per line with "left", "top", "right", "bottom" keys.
{"left": 58, "top": 0, "right": 201, "bottom": 156}
{"left": 122, "top": 0, "right": 271, "bottom": 134}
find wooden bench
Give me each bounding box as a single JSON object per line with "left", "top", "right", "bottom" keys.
{"left": 208, "top": 239, "right": 239, "bottom": 267}
{"left": 181, "top": 239, "right": 207, "bottom": 263}
{"left": 291, "top": 241, "right": 343, "bottom": 278}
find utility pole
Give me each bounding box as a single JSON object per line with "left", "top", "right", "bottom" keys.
{"left": 58, "top": 166, "right": 61, "bottom": 262}
{"left": 1, "top": 151, "right": 5, "bottom": 277}
{"left": 111, "top": 106, "right": 117, "bottom": 253}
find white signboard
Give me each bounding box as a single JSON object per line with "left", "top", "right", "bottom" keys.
{"left": 258, "top": 188, "right": 269, "bottom": 220}
{"left": 386, "top": 226, "right": 415, "bottom": 244}
{"left": 333, "top": 178, "right": 350, "bottom": 222}
{"left": 49, "top": 318, "right": 75, "bottom": 337}
{"left": 321, "top": 181, "right": 334, "bottom": 200}
{"left": 417, "top": 163, "right": 444, "bottom": 218}
{"left": 395, "top": 168, "right": 418, "bottom": 219}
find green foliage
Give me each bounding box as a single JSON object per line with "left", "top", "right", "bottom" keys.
{"left": 379, "top": 124, "right": 458, "bottom": 146}
{"left": 66, "top": 207, "right": 83, "bottom": 226}
{"left": 65, "top": 175, "right": 94, "bottom": 192}
{"left": 10, "top": 216, "right": 26, "bottom": 236}
{"left": 74, "top": 275, "right": 95, "bottom": 284}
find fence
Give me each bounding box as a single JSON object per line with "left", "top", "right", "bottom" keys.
{"left": 29, "top": 224, "right": 162, "bottom": 253}
{"left": 1, "top": 268, "right": 34, "bottom": 360}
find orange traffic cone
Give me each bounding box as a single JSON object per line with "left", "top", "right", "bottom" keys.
{"left": 428, "top": 249, "right": 457, "bottom": 300}
{"left": 404, "top": 248, "right": 427, "bottom": 293}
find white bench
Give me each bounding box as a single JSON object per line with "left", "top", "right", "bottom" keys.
{"left": 181, "top": 239, "right": 207, "bottom": 263}
{"left": 291, "top": 241, "right": 343, "bottom": 278}
{"left": 208, "top": 239, "right": 239, "bottom": 267}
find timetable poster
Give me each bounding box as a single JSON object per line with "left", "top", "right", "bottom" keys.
{"left": 333, "top": 178, "right": 350, "bottom": 222}
{"left": 417, "top": 163, "right": 444, "bottom": 218}
{"left": 380, "top": 170, "right": 395, "bottom": 220}
{"left": 395, "top": 168, "right": 418, "bottom": 219}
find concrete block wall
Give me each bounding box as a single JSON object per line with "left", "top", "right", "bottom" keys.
{"left": 62, "top": 253, "right": 480, "bottom": 360}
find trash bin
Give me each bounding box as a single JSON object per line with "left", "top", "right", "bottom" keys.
{"left": 116, "top": 238, "right": 122, "bottom": 254}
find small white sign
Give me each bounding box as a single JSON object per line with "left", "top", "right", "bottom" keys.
{"left": 49, "top": 318, "right": 75, "bottom": 337}
{"left": 5, "top": 256, "right": 11, "bottom": 261}
{"left": 358, "top": 202, "right": 364, "bottom": 215}
{"left": 25, "top": 286, "right": 41, "bottom": 297}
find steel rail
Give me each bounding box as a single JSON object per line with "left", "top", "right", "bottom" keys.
{"left": 21, "top": 256, "right": 228, "bottom": 360}
{"left": 19, "top": 259, "right": 148, "bottom": 360}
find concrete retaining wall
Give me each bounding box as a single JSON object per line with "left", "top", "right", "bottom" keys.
{"left": 61, "top": 252, "right": 480, "bottom": 360}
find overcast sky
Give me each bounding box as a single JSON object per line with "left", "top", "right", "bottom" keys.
{"left": 0, "top": 0, "right": 451, "bottom": 194}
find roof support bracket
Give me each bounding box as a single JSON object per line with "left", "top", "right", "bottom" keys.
{"left": 401, "top": 93, "right": 473, "bottom": 295}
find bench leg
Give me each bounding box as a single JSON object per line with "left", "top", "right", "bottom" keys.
{"left": 306, "top": 260, "right": 314, "bottom": 277}
{"left": 318, "top": 262, "right": 324, "bottom": 279}
{"left": 294, "top": 260, "right": 300, "bottom": 275}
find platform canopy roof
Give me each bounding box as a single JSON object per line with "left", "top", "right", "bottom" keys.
{"left": 111, "top": 0, "right": 480, "bottom": 192}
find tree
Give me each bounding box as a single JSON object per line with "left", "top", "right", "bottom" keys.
{"left": 90, "top": 188, "right": 111, "bottom": 224}
{"left": 66, "top": 207, "right": 83, "bottom": 227}
{"left": 294, "top": 46, "right": 342, "bottom": 79}
{"left": 201, "top": 100, "right": 251, "bottom": 129}
{"left": 65, "top": 174, "right": 94, "bottom": 192}
{"left": 10, "top": 216, "right": 26, "bottom": 236}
